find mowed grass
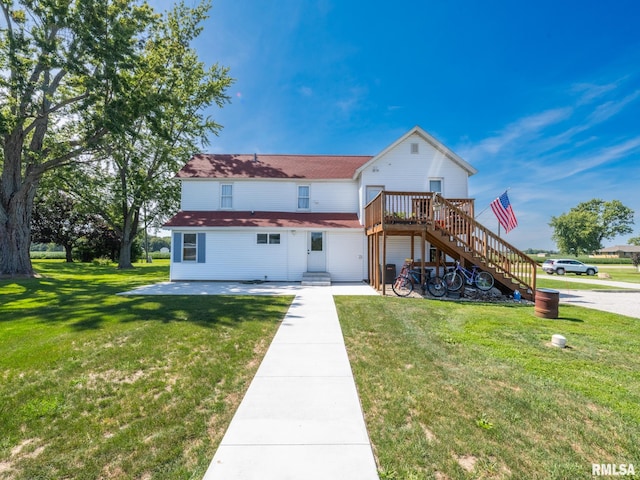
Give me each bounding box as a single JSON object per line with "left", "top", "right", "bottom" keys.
{"left": 0, "top": 260, "right": 292, "bottom": 479}
{"left": 336, "top": 296, "right": 640, "bottom": 479}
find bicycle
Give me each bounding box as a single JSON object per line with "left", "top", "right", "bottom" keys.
{"left": 443, "top": 260, "right": 494, "bottom": 292}
{"left": 392, "top": 262, "right": 447, "bottom": 297}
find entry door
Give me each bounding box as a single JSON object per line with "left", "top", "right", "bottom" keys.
{"left": 307, "top": 231, "right": 326, "bottom": 272}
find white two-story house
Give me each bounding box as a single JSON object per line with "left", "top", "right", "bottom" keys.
{"left": 164, "top": 126, "right": 537, "bottom": 297}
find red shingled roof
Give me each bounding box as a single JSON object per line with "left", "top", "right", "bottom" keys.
{"left": 164, "top": 211, "right": 363, "bottom": 229}
{"left": 176, "top": 154, "right": 373, "bottom": 179}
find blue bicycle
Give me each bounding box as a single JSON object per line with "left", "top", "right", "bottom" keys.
{"left": 392, "top": 264, "right": 447, "bottom": 297}
{"left": 443, "top": 260, "right": 494, "bottom": 292}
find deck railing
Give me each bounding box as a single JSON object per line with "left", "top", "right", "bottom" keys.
{"left": 433, "top": 195, "right": 536, "bottom": 293}
{"left": 365, "top": 191, "right": 536, "bottom": 293}
{"left": 364, "top": 191, "right": 474, "bottom": 229}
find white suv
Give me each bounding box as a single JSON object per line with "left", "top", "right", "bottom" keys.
{"left": 542, "top": 259, "right": 598, "bottom": 276}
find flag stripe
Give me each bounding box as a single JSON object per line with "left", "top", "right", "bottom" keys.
{"left": 490, "top": 192, "right": 518, "bottom": 233}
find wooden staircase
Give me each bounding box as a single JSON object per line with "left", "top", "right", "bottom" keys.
{"left": 427, "top": 195, "right": 536, "bottom": 300}
{"left": 365, "top": 192, "right": 537, "bottom": 300}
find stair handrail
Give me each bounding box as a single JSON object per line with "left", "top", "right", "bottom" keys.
{"left": 433, "top": 194, "right": 537, "bottom": 294}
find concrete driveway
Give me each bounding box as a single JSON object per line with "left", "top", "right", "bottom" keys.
{"left": 541, "top": 276, "right": 640, "bottom": 319}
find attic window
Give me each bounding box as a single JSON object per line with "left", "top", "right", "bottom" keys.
{"left": 410, "top": 143, "right": 419, "bottom": 154}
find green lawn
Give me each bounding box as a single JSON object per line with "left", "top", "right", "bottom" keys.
{"left": 0, "top": 260, "right": 292, "bottom": 479}
{"left": 536, "top": 265, "right": 640, "bottom": 291}
{"left": 336, "top": 296, "right": 640, "bottom": 480}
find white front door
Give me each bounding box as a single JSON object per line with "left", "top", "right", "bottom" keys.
{"left": 307, "top": 231, "right": 326, "bottom": 272}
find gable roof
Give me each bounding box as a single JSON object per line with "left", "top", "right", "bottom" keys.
{"left": 176, "top": 154, "right": 373, "bottom": 179}
{"left": 164, "top": 211, "right": 362, "bottom": 229}
{"left": 354, "top": 125, "right": 477, "bottom": 177}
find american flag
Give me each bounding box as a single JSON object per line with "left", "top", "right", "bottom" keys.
{"left": 490, "top": 192, "right": 518, "bottom": 233}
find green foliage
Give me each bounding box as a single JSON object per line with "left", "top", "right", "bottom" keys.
{"left": 0, "top": 0, "right": 231, "bottom": 275}
{"left": 550, "top": 199, "right": 634, "bottom": 255}
{"left": 629, "top": 236, "right": 640, "bottom": 246}
{"left": 62, "top": 0, "right": 233, "bottom": 269}
{"left": 475, "top": 414, "right": 494, "bottom": 430}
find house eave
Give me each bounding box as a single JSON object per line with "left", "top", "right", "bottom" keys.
{"left": 353, "top": 125, "right": 478, "bottom": 179}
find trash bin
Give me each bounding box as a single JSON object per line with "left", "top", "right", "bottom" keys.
{"left": 535, "top": 288, "right": 559, "bottom": 319}
{"left": 384, "top": 264, "right": 396, "bottom": 283}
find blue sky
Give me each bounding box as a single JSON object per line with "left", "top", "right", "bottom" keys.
{"left": 155, "top": 0, "right": 640, "bottom": 250}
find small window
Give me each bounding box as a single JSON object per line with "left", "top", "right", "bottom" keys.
{"left": 366, "top": 185, "right": 384, "bottom": 204}
{"left": 183, "top": 233, "right": 197, "bottom": 261}
{"left": 429, "top": 179, "right": 442, "bottom": 194}
{"left": 221, "top": 184, "right": 233, "bottom": 209}
{"left": 269, "top": 233, "right": 281, "bottom": 244}
{"left": 257, "top": 233, "right": 281, "bottom": 244}
{"left": 410, "top": 143, "right": 419, "bottom": 154}
{"left": 298, "top": 185, "right": 310, "bottom": 209}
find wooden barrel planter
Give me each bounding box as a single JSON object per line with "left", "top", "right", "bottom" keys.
{"left": 535, "top": 288, "right": 560, "bottom": 319}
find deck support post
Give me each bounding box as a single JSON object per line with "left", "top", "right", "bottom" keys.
{"left": 421, "top": 230, "right": 426, "bottom": 284}
{"left": 382, "top": 230, "right": 387, "bottom": 295}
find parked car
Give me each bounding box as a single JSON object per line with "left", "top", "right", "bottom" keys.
{"left": 542, "top": 259, "right": 598, "bottom": 275}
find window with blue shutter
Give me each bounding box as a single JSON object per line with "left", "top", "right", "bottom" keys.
{"left": 173, "top": 232, "right": 182, "bottom": 263}
{"left": 173, "top": 232, "right": 206, "bottom": 263}
{"left": 197, "top": 233, "right": 206, "bottom": 263}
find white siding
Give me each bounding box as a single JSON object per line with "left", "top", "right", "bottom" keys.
{"left": 326, "top": 231, "right": 365, "bottom": 281}
{"left": 181, "top": 180, "right": 217, "bottom": 210}
{"left": 358, "top": 133, "right": 471, "bottom": 218}
{"left": 180, "top": 179, "right": 358, "bottom": 213}
{"left": 170, "top": 228, "right": 364, "bottom": 281}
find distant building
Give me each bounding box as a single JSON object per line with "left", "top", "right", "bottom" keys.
{"left": 594, "top": 245, "right": 640, "bottom": 258}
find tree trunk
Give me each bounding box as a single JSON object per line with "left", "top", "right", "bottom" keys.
{"left": 0, "top": 188, "right": 37, "bottom": 277}
{"left": 1, "top": 127, "right": 40, "bottom": 276}
{"left": 64, "top": 244, "right": 74, "bottom": 263}
{"left": 117, "top": 207, "right": 140, "bottom": 270}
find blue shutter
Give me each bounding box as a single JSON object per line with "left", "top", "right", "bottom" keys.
{"left": 197, "top": 233, "right": 206, "bottom": 263}
{"left": 173, "top": 232, "right": 182, "bottom": 263}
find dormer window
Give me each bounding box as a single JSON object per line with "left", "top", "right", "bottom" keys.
{"left": 410, "top": 143, "right": 419, "bottom": 154}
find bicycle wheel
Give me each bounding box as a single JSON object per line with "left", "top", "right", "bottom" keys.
{"left": 391, "top": 275, "right": 413, "bottom": 297}
{"left": 443, "top": 271, "right": 463, "bottom": 291}
{"left": 475, "top": 271, "right": 494, "bottom": 290}
{"left": 426, "top": 276, "right": 447, "bottom": 297}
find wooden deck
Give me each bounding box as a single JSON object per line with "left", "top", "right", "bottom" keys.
{"left": 364, "top": 192, "right": 537, "bottom": 300}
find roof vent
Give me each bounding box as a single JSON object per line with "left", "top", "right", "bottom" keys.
{"left": 253, "top": 153, "right": 258, "bottom": 162}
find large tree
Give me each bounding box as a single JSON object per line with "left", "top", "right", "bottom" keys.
{"left": 0, "top": 0, "right": 160, "bottom": 276}
{"left": 549, "top": 199, "right": 635, "bottom": 255}
{"left": 65, "top": 1, "right": 232, "bottom": 269}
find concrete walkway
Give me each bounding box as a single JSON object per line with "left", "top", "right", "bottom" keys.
{"left": 199, "top": 286, "right": 380, "bottom": 480}
{"left": 122, "top": 282, "right": 381, "bottom": 478}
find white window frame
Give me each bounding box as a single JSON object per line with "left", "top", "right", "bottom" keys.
{"left": 365, "top": 185, "right": 384, "bottom": 205}
{"left": 429, "top": 178, "right": 443, "bottom": 194}
{"left": 182, "top": 233, "right": 198, "bottom": 262}
{"left": 297, "top": 185, "right": 310, "bottom": 210}
{"left": 257, "top": 233, "right": 281, "bottom": 245}
{"left": 220, "top": 183, "right": 233, "bottom": 209}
